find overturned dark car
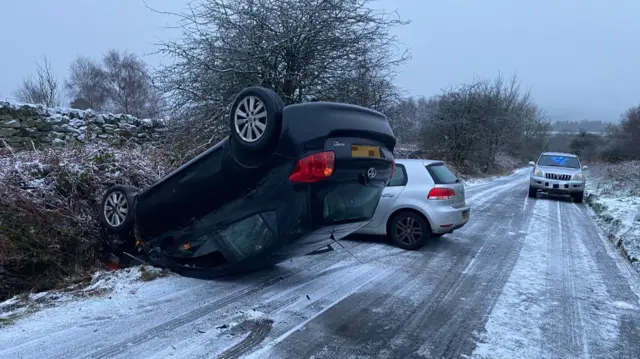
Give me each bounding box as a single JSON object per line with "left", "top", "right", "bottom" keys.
{"left": 99, "top": 86, "right": 396, "bottom": 277}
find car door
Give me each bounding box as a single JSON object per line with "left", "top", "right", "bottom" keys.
{"left": 362, "top": 163, "right": 408, "bottom": 230}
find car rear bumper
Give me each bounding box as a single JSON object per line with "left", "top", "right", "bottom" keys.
{"left": 530, "top": 176, "right": 584, "bottom": 193}
{"left": 428, "top": 204, "right": 471, "bottom": 234}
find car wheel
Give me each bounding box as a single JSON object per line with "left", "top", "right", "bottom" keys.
{"left": 228, "top": 86, "right": 284, "bottom": 152}
{"left": 573, "top": 191, "right": 584, "bottom": 203}
{"left": 100, "top": 185, "right": 138, "bottom": 253}
{"left": 528, "top": 186, "right": 537, "bottom": 198}
{"left": 388, "top": 211, "right": 431, "bottom": 250}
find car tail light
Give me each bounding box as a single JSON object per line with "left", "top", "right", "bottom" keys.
{"left": 427, "top": 187, "right": 455, "bottom": 200}
{"left": 289, "top": 151, "right": 335, "bottom": 183}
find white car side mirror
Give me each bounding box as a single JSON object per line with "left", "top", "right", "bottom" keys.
{"left": 528, "top": 161, "right": 535, "bottom": 166}
{"left": 582, "top": 165, "right": 588, "bottom": 170}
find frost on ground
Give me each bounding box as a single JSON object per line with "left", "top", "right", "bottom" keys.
{"left": 0, "top": 142, "right": 168, "bottom": 302}
{"left": 463, "top": 167, "right": 526, "bottom": 187}
{"left": 0, "top": 266, "right": 170, "bottom": 327}
{"left": 585, "top": 160, "right": 640, "bottom": 269}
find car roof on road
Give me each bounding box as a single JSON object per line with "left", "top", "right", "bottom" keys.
{"left": 540, "top": 152, "right": 577, "bottom": 157}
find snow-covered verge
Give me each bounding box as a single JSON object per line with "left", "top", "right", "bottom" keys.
{"left": 0, "top": 266, "right": 170, "bottom": 328}
{"left": 584, "top": 160, "right": 640, "bottom": 270}
{"left": 0, "top": 143, "right": 168, "bottom": 302}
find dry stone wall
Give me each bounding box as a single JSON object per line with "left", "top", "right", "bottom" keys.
{"left": 0, "top": 101, "right": 167, "bottom": 151}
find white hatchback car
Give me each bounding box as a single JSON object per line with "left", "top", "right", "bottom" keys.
{"left": 356, "top": 159, "right": 471, "bottom": 249}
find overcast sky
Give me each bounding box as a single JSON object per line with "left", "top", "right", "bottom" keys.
{"left": 1, "top": 0, "right": 638, "bottom": 122}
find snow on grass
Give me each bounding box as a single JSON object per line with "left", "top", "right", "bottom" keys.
{"left": 0, "top": 266, "right": 170, "bottom": 327}
{"left": 584, "top": 161, "right": 640, "bottom": 269}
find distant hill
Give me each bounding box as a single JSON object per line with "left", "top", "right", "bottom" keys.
{"left": 551, "top": 119, "right": 612, "bottom": 133}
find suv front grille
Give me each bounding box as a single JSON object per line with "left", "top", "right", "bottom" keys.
{"left": 545, "top": 173, "right": 571, "bottom": 181}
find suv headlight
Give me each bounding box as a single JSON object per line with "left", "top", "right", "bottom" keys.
{"left": 533, "top": 168, "right": 544, "bottom": 177}
{"left": 573, "top": 173, "right": 584, "bottom": 180}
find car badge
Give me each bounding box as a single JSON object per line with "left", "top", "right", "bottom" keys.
{"left": 333, "top": 141, "right": 345, "bottom": 147}
{"left": 367, "top": 167, "right": 377, "bottom": 179}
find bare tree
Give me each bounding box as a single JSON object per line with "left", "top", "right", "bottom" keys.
{"left": 13, "top": 55, "right": 61, "bottom": 107}
{"left": 148, "top": 0, "right": 410, "bottom": 162}
{"left": 65, "top": 55, "right": 108, "bottom": 111}
{"left": 600, "top": 105, "right": 640, "bottom": 162}
{"left": 417, "top": 74, "right": 550, "bottom": 173}
{"left": 101, "top": 49, "right": 162, "bottom": 118}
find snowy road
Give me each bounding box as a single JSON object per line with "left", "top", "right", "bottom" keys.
{"left": 2, "top": 169, "right": 640, "bottom": 359}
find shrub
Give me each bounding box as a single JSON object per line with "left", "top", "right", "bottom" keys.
{"left": 0, "top": 143, "right": 167, "bottom": 300}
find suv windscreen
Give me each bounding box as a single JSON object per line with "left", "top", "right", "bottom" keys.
{"left": 537, "top": 155, "right": 580, "bottom": 169}
{"left": 312, "top": 180, "right": 386, "bottom": 225}
{"left": 426, "top": 163, "right": 459, "bottom": 184}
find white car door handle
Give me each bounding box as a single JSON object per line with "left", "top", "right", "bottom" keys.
{"left": 382, "top": 193, "right": 395, "bottom": 198}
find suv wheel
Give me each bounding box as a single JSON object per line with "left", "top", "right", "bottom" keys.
{"left": 528, "top": 186, "right": 537, "bottom": 198}
{"left": 388, "top": 211, "right": 431, "bottom": 250}
{"left": 572, "top": 191, "right": 584, "bottom": 203}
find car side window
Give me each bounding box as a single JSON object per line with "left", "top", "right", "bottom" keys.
{"left": 218, "top": 212, "right": 277, "bottom": 260}
{"left": 387, "top": 164, "right": 408, "bottom": 187}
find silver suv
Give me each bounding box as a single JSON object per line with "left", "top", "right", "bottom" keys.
{"left": 528, "top": 151, "right": 588, "bottom": 203}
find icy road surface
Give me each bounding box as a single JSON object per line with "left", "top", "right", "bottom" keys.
{"left": 2, "top": 169, "right": 640, "bottom": 359}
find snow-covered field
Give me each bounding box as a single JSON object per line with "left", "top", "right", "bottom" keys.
{"left": 584, "top": 161, "right": 640, "bottom": 270}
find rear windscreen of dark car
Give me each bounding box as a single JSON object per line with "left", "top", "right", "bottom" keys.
{"left": 217, "top": 211, "right": 277, "bottom": 260}
{"left": 426, "top": 163, "right": 459, "bottom": 184}
{"left": 312, "top": 181, "right": 385, "bottom": 225}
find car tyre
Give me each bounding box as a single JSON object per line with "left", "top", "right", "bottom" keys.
{"left": 388, "top": 211, "right": 431, "bottom": 250}
{"left": 528, "top": 186, "right": 537, "bottom": 198}
{"left": 228, "top": 86, "right": 284, "bottom": 152}
{"left": 572, "top": 191, "right": 584, "bottom": 203}
{"left": 100, "top": 185, "right": 138, "bottom": 254}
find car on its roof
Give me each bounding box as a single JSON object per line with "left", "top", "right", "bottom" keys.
{"left": 99, "top": 86, "right": 396, "bottom": 277}
{"left": 528, "top": 151, "right": 588, "bottom": 203}
{"left": 356, "top": 159, "right": 470, "bottom": 249}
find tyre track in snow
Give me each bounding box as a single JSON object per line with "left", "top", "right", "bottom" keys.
{"left": 180, "top": 233, "right": 470, "bottom": 359}
{"left": 541, "top": 197, "right": 591, "bottom": 358}
{"left": 243, "top": 173, "right": 532, "bottom": 359}
{"left": 0, "top": 241, "right": 371, "bottom": 359}
{"left": 83, "top": 242, "right": 377, "bottom": 359}
{"left": 407, "top": 186, "right": 536, "bottom": 359}
{"left": 151, "top": 261, "right": 387, "bottom": 359}
{"left": 471, "top": 194, "right": 640, "bottom": 359}
{"left": 564, "top": 200, "right": 640, "bottom": 359}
